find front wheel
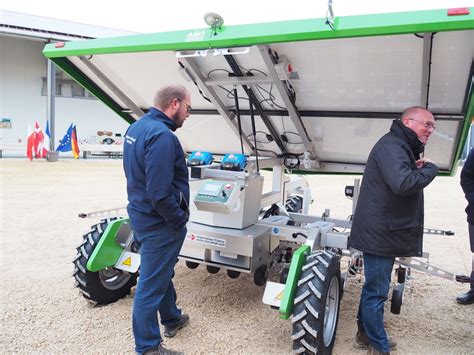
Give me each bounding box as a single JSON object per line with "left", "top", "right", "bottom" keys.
{"left": 73, "top": 218, "right": 138, "bottom": 305}
{"left": 292, "top": 250, "right": 342, "bottom": 354}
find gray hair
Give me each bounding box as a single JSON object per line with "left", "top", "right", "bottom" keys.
{"left": 153, "top": 84, "right": 189, "bottom": 109}
{"left": 401, "top": 106, "right": 434, "bottom": 120}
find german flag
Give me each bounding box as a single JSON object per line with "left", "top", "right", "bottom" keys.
{"left": 71, "top": 125, "right": 80, "bottom": 159}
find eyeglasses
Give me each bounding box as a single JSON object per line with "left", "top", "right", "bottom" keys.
{"left": 408, "top": 118, "right": 436, "bottom": 130}
{"left": 177, "top": 98, "right": 192, "bottom": 113}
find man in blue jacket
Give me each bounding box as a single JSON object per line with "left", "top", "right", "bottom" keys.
{"left": 457, "top": 148, "right": 474, "bottom": 305}
{"left": 124, "top": 84, "right": 192, "bottom": 355}
{"left": 349, "top": 106, "right": 438, "bottom": 355}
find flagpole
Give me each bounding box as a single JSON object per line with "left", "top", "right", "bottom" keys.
{"left": 46, "top": 59, "right": 56, "bottom": 151}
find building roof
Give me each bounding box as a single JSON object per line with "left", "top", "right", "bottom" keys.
{"left": 0, "top": 10, "right": 136, "bottom": 42}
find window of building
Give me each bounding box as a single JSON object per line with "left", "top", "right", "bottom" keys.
{"left": 41, "top": 68, "right": 96, "bottom": 100}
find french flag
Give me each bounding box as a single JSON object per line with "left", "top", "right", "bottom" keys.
{"left": 43, "top": 120, "right": 51, "bottom": 158}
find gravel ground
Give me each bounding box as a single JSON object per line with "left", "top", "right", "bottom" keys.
{"left": 1, "top": 158, "right": 473, "bottom": 354}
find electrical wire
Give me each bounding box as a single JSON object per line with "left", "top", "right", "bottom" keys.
{"left": 325, "top": 8, "right": 335, "bottom": 30}
{"left": 282, "top": 131, "right": 304, "bottom": 145}
{"left": 179, "top": 61, "right": 211, "bottom": 103}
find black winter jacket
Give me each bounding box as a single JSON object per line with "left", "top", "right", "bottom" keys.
{"left": 461, "top": 148, "right": 474, "bottom": 225}
{"left": 348, "top": 120, "right": 438, "bottom": 257}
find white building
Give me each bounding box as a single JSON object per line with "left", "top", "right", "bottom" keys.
{"left": 0, "top": 10, "right": 135, "bottom": 157}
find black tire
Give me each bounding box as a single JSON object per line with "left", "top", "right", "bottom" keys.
{"left": 280, "top": 266, "right": 290, "bottom": 284}
{"left": 227, "top": 269, "right": 241, "bottom": 279}
{"left": 206, "top": 265, "right": 220, "bottom": 274}
{"left": 292, "top": 250, "right": 342, "bottom": 354}
{"left": 186, "top": 261, "right": 199, "bottom": 269}
{"left": 390, "top": 284, "right": 404, "bottom": 315}
{"left": 73, "top": 218, "right": 138, "bottom": 305}
{"left": 396, "top": 267, "right": 406, "bottom": 284}
{"left": 253, "top": 264, "right": 268, "bottom": 286}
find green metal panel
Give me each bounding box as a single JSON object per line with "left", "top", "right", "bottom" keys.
{"left": 279, "top": 245, "right": 310, "bottom": 320}
{"left": 43, "top": 9, "right": 474, "bottom": 58}
{"left": 452, "top": 90, "right": 474, "bottom": 175}
{"left": 86, "top": 218, "right": 129, "bottom": 272}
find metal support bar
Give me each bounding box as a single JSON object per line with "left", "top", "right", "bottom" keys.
{"left": 46, "top": 59, "right": 56, "bottom": 150}
{"left": 352, "top": 178, "right": 360, "bottom": 216}
{"left": 321, "top": 232, "right": 349, "bottom": 250}
{"left": 205, "top": 74, "right": 273, "bottom": 86}
{"left": 396, "top": 257, "right": 456, "bottom": 281}
{"left": 257, "top": 45, "right": 319, "bottom": 166}
{"left": 79, "top": 56, "right": 144, "bottom": 119}
{"left": 224, "top": 54, "right": 288, "bottom": 154}
{"left": 420, "top": 33, "right": 433, "bottom": 108}
{"left": 180, "top": 57, "right": 254, "bottom": 153}
{"left": 78, "top": 206, "right": 128, "bottom": 219}
{"left": 187, "top": 108, "right": 464, "bottom": 120}
{"left": 287, "top": 212, "right": 353, "bottom": 229}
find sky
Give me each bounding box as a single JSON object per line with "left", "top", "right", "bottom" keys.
{"left": 2, "top": 0, "right": 474, "bottom": 33}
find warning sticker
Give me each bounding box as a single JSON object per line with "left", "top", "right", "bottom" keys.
{"left": 122, "top": 257, "right": 131, "bottom": 266}
{"left": 187, "top": 233, "right": 226, "bottom": 247}
{"left": 276, "top": 291, "right": 284, "bottom": 301}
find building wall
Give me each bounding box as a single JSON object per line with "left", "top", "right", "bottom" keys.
{"left": 0, "top": 35, "right": 130, "bottom": 156}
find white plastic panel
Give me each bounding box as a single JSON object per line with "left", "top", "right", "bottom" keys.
{"left": 301, "top": 116, "right": 460, "bottom": 170}
{"left": 68, "top": 51, "right": 218, "bottom": 110}
{"left": 175, "top": 114, "right": 252, "bottom": 156}
{"left": 272, "top": 34, "right": 425, "bottom": 111}
{"left": 428, "top": 30, "right": 474, "bottom": 113}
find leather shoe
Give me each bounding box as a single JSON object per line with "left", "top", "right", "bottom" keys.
{"left": 355, "top": 328, "right": 397, "bottom": 351}
{"left": 144, "top": 343, "right": 183, "bottom": 355}
{"left": 367, "top": 344, "right": 390, "bottom": 355}
{"left": 456, "top": 289, "right": 474, "bottom": 305}
{"left": 164, "top": 313, "right": 189, "bottom": 338}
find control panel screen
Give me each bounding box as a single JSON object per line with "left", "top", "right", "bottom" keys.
{"left": 200, "top": 182, "right": 221, "bottom": 196}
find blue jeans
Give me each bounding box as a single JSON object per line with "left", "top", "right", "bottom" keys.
{"left": 357, "top": 253, "right": 395, "bottom": 353}
{"left": 132, "top": 225, "right": 187, "bottom": 354}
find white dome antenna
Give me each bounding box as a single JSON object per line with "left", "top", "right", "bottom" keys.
{"left": 203, "top": 12, "right": 224, "bottom": 35}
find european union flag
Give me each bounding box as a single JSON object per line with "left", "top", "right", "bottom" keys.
{"left": 56, "top": 124, "right": 73, "bottom": 152}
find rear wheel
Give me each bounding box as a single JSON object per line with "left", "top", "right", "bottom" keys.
{"left": 292, "top": 251, "right": 342, "bottom": 354}
{"left": 73, "top": 218, "right": 138, "bottom": 305}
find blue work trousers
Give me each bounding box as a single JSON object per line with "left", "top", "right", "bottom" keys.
{"left": 132, "top": 225, "right": 187, "bottom": 354}
{"left": 357, "top": 253, "right": 395, "bottom": 353}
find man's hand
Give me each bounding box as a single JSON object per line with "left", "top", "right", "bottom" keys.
{"left": 416, "top": 157, "right": 433, "bottom": 169}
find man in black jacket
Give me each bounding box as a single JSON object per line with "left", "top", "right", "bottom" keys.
{"left": 349, "top": 106, "right": 438, "bottom": 355}
{"left": 457, "top": 148, "right": 474, "bottom": 305}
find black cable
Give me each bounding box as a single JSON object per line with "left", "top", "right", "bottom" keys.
{"left": 279, "top": 152, "right": 302, "bottom": 170}
{"left": 282, "top": 131, "right": 304, "bottom": 145}
{"left": 218, "top": 85, "right": 249, "bottom": 104}
{"left": 233, "top": 86, "right": 245, "bottom": 156}
{"left": 250, "top": 100, "right": 259, "bottom": 172}
{"left": 292, "top": 232, "right": 308, "bottom": 239}
{"left": 207, "top": 68, "right": 232, "bottom": 76}
{"left": 258, "top": 98, "right": 287, "bottom": 110}
{"left": 178, "top": 61, "right": 211, "bottom": 103}
{"left": 247, "top": 131, "right": 275, "bottom": 144}
{"left": 325, "top": 9, "right": 335, "bottom": 30}
{"left": 248, "top": 68, "right": 267, "bottom": 76}
{"left": 425, "top": 33, "right": 434, "bottom": 109}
